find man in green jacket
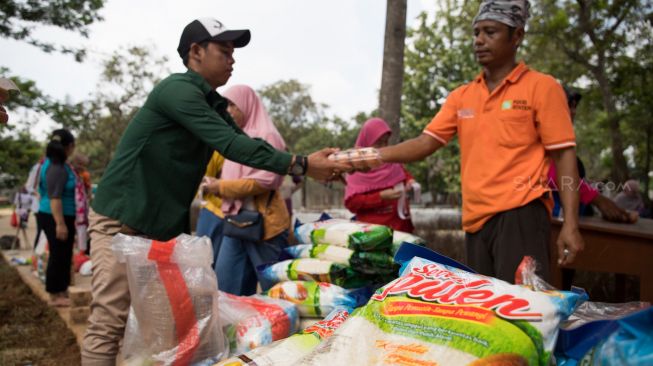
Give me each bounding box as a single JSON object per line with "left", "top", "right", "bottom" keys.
{"left": 81, "top": 18, "right": 350, "bottom": 365}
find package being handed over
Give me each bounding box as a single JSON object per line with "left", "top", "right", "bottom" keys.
{"left": 266, "top": 281, "right": 357, "bottom": 317}
{"left": 112, "top": 234, "right": 227, "bottom": 366}
{"left": 296, "top": 256, "right": 583, "bottom": 366}
{"left": 295, "top": 219, "right": 393, "bottom": 252}
{"left": 259, "top": 258, "right": 365, "bottom": 288}
{"left": 215, "top": 307, "right": 352, "bottom": 366}
{"left": 219, "top": 293, "right": 299, "bottom": 355}
{"left": 284, "top": 244, "right": 396, "bottom": 275}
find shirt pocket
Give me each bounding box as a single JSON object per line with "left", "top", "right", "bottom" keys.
{"left": 494, "top": 110, "right": 537, "bottom": 147}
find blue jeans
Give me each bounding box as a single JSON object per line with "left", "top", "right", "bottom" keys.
{"left": 216, "top": 231, "right": 288, "bottom": 296}
{"left": 195, "top": 208, "right": 224, "bottom": 268}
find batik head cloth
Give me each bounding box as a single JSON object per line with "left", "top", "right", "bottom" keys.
{"left": 473, "top": 0, "right": 531, "bottom": 28}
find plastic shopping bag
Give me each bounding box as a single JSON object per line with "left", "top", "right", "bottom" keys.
{"left": 112, "top": 234, "right": 227, "bottom": 366}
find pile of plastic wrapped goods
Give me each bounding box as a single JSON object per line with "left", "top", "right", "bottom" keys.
{"left": 255, "top": 218, "right": 428, "bottom": 330}
{"left": 267, "top": 218, "right": 425, "bottom": 286}
{"left": 113, "top": 229, "right": 652, "bottom": 366}
{"left": 293, "top": 253, "right": 586, "bottom": 365}
{"left": 112, "top": 234, "right": 228, "bottom": 365}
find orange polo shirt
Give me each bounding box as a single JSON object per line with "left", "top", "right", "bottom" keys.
{"left": 424, "top": 62, "right": 575, "bottom": 233}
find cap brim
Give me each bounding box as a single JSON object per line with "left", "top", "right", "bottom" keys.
{"left": 211, "top": 29, "right": 251, "bottom": 48}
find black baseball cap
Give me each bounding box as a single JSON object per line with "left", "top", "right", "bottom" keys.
{"left": 177, "top": 18, "right": 251, "bottom": 59}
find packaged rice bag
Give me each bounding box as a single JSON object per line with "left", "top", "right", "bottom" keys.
{"left": 112, "top": 234, "right": 227, "bottom": 365}
{"left": 258, "top": 258, "right": 366, "bottom": 288}
{"left": 214, "top": 308, "right": 352, "bottom": 366}
{"left": 392, "top": 230, "right": 426, "bottom": 254}
{"left": 284, "top": 244, "right": 396, "bottom": 274}
{"left": 219, "top": 292, "right": 299, "bottom": 355}
{"left": 295, "top": 256, "right": 583, "bottom": 366}
{"left": 295, "top": 219, "right": 393, "bottom": 252}
{"left": 266, "top": 281, "right": 357, "bottom": 317}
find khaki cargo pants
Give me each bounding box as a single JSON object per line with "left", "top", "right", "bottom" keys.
{"left": 81, "top": 209, "right": 129, "bottom": 366}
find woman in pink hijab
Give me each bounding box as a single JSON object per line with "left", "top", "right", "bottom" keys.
{"left": 212, "top": 85, "right": 290, "bottom": 295}
{"left": 345, "top": 118, "right": 416, "bottom": 233}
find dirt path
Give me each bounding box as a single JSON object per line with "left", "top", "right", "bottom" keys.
{"left": 0, "top": 253, "right": 81, "bottom": 365}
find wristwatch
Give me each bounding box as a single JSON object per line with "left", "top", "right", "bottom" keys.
{"left": 289, "top": 155, "right": 308, "bottom": 176}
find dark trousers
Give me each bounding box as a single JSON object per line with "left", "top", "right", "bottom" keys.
{"left": 465, "top": 199, "right": 551, "bottom": 283}
{"left": 37, "top": 212, "right": 75, "bottom": 294}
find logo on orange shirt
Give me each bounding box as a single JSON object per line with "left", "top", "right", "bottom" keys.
{"left": 502, "top": 99, "right": 531, "bottom": 111}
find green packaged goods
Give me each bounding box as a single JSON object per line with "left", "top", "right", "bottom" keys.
{"left": 284, "top": 244, "right": 396, "bottom": 274}
{"left": 295, "top": 219, "right": 393, "bottom": 252}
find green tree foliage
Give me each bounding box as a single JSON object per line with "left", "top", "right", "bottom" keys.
{"left": 51, "top": 46, "right": 169, "bottom": 177}
{"left": 401, "top": 0, "right": 478, "bottom": 199}
{"left": 0, "top": 0, "right": 105, "bottom": 61}
{"left": 529, "top": 0, "right": 653, "bottom": 183}
{"left": 258, "top": 80, "right": 360, "bottom": 155}
{"left": 0, "top": 132, "right": 42, "bottom": 189}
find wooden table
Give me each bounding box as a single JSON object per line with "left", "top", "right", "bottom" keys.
{"left": 549, "top": 216, "right": 653, "bottom": 302}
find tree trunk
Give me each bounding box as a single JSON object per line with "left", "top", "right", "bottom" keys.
{"left": 379, "top": 0, "right": 407, "bottom": 144}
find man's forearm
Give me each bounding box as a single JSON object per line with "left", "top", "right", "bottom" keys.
{"left": 380, "top": 134, "right": 442, "bottom": 164}
{"left": 551, "top": 147, "right": 580, "bottom": 227}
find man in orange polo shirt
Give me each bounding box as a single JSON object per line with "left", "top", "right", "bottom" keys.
{"left": 378, "top": 0, "right": 584, "bottom": 282}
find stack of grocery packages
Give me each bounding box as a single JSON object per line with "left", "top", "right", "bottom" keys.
{"left": 258, "top": 219, "right": 424, "bottom": 326}
{"left": 112, "top": 218, "right": 651, "bottom": 366}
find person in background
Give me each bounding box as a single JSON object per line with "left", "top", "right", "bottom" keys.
{"left": 204, "top": 84, "right": 289, "bottom": 295}
{"left": 71, "top": 154, "right": 92, "bottom": 198}
{"left": 279, "top": 174, "right": 303, "bottom": 243}
{"left": 280, "top": 175, "right": 303, "bottom": 217}
{"left": 196, "top": 151, "right": 226, "bottom": 269}
{"left": 373, "top": 0, "right": 584, "bottom": 283}
{"left": 36, "top": 129, "right": 78, "bottom": 307}
{"left": 549, "top": 88, "right": 631, "bottom": 222}
{"left": 69, "top": 154, "right": 91, "bottom": 252}
{"left": 345, "top": 118, "right": 416, "bottom": 233}
{"left": 614, "top": 180, "right": 646, "bottom": 217}
{"left": 0, "top": 77, "right": 20, "bottom": 125}
{"left": 25, "top": 158, "right": 44, "bottom": 249}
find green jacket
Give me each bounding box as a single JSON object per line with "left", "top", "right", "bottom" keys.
{"left": 92, "top": 70, "right": 292, "bottom": 240}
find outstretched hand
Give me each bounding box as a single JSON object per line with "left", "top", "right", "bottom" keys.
{"left": 306, "top": 148, "right": 353, "bottom": 181}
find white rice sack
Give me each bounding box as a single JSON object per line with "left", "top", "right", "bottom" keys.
{"left": 294, "top": 256, "right": 583, "bottom": 366}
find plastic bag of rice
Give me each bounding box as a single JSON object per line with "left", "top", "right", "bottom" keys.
{"left": 392, "top": 230, "right": 426, "bottom": 254}
{"left": 295, "top": 219, "right": 393, "bottom": 252}
{"left": 218, "top": 293, "right": 299, "bottom": 355}
{"left": 258, "top": 259, "right": 367, "bottom": 288}
{"left": 265, "top": 281, "right": 357, "bottom": 317}
{"left": 284, "top": 244, "right": 396, "bottom": 274}
{"left": 294, "top": 256, "right": 583, "bottom": 366}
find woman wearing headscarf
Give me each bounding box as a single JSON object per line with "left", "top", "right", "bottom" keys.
{"left": 345, "top": 118, "right": 416, "bottom": 233}
{"left": 207, "top": 85, "right": 290, "bottom": 295}
{"left": 37, "top": 129, "right": 87, "bottom": 306}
